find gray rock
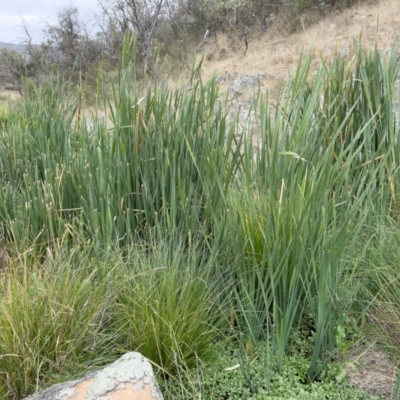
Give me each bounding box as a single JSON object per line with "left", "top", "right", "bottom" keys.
{"left": 225, "top": 75, "right": 263, "bottom": 136}
{"left": 24, "top": 352, "right": 164, "bottom": 400}
{"left": 228, "top": 75, "right": 257, "bottom": 97}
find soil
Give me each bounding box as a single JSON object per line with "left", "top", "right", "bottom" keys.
{"left": 195, "top": 0, "right": 400, "bottom": 96}
{"left": 347, "top": 346, "right": 398, "bottom": 399}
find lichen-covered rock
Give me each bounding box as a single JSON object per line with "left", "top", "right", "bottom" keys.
{"left": 24, "top": 352, "right": 164, "bottom": 400}
{"left": 228, "top": 75, "right": 257, "bottom": 97}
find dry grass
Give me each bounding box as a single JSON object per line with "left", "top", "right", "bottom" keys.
{"left": 347, "top": 346, "right": 397, "bottom": 399}
{"left": 191, "top": 0, "right": 400, "bottom": 94}
{"left": 0, "top": 90, "right": 20, "bottom": 102}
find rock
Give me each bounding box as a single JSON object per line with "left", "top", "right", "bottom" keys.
{"left": 379, "top": 46, "right": 391, "bottom": 59}
{"left": 340, "top": 44, "right": 349, "bottom": 58}
{"left": 225, "top": 75, "right": 261, "bottom": 136}
{"left": 24, "top": 352, "right": 164, "bottom": 400}
{"left": 228, "top": 75, "right": 257, "bottom": 97}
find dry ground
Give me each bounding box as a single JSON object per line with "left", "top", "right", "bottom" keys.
{"left": 346, "top": 344, "right": 399, "bottom": 399}
{"left": 193, "top": 0, "right": 400, "bottom": 94}
{"left": 0, "top": 90, "right": 20, "bottom": 102}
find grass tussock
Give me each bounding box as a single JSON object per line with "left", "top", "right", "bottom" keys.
{"left": 0, "top": 247, "right": 117, "bottom": 399}
{"left": 112, "top": 240, "right": 222, "bottom": 376}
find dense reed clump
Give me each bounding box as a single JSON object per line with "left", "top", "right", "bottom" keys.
{"left": 0, "top": 70, "right": 236, "bottom": 252}
{"left": 227, "top": 44, "right": 400, "bottom": 381}
{"left": 0, "top": 34, "right": 399, "bottom": 398}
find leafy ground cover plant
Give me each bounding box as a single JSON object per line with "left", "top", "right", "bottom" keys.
{"left": 159, "top": 332, "right": 380, "bottom": 399}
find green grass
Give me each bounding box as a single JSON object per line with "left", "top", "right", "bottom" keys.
{"left": 111, "top": 239, "right": 224, "bottom": 376}
{"left": 0, "top": 34, "right": 399, "bottom": 399}
{"left": 0, "top": 247, "right": 117, "bottom": 399}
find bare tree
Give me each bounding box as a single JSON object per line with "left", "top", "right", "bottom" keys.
{"left": 21, "top": 7, "right": 104, "bottom": 84}
{"left": 19, "top": 20, "right": 45, "bottom": 81}
{"left": 99, "top": 0, "right": 167, "bottom": 75}
{"left": 45, "top": 7, "right": 103, "bottom": 74}
{"left": 46, "top": 7, "right": 81, "bottom": 69}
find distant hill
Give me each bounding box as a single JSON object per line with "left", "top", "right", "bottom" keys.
{"left": 0, "top": 42, "right": 36, "bottom": 55}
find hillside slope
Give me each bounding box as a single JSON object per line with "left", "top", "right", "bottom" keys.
{"left": 196, "top": 0, "right": 400, "bottom": 92}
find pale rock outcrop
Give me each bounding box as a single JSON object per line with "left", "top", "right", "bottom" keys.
{"left": 24, "top": 352, "right": 164, "bottom": 400}
{"left": 228, "top": 75, "right": 257, "bottom": 97}
{"left": 226, "top": 75, "right": 259, "bottom": 136}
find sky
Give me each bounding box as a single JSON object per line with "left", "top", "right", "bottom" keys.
{"left": 0, "top": 0, "right": 100, "bottom": 44}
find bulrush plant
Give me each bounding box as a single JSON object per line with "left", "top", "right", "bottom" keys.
{"left": 66, "top": 36, "right": 237, "bottom": 250}
{"left": 0, "top": 34, "right": 237, "bottom": 253}
{"left": 226, "top": 43, "right": 400, "bottom": 385}
{"left": 0, "top": 79, "right": 81, "bottom": 252}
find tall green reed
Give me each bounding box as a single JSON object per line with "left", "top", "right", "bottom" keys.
{"left": 0, "top": 34, "right": 238, "bottom": 253}
{"left": 228, "top": 43, "right": 400, "bottom": 382}
{"left": 0, "top": 79, "right": 79, "bottom": 250}
{"left": 0, "top": 32, "right": 399, "bottom": 388}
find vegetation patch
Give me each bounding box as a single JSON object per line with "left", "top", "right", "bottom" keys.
{"left": 0, "top": 32, "right": 399, "bottom": 399}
